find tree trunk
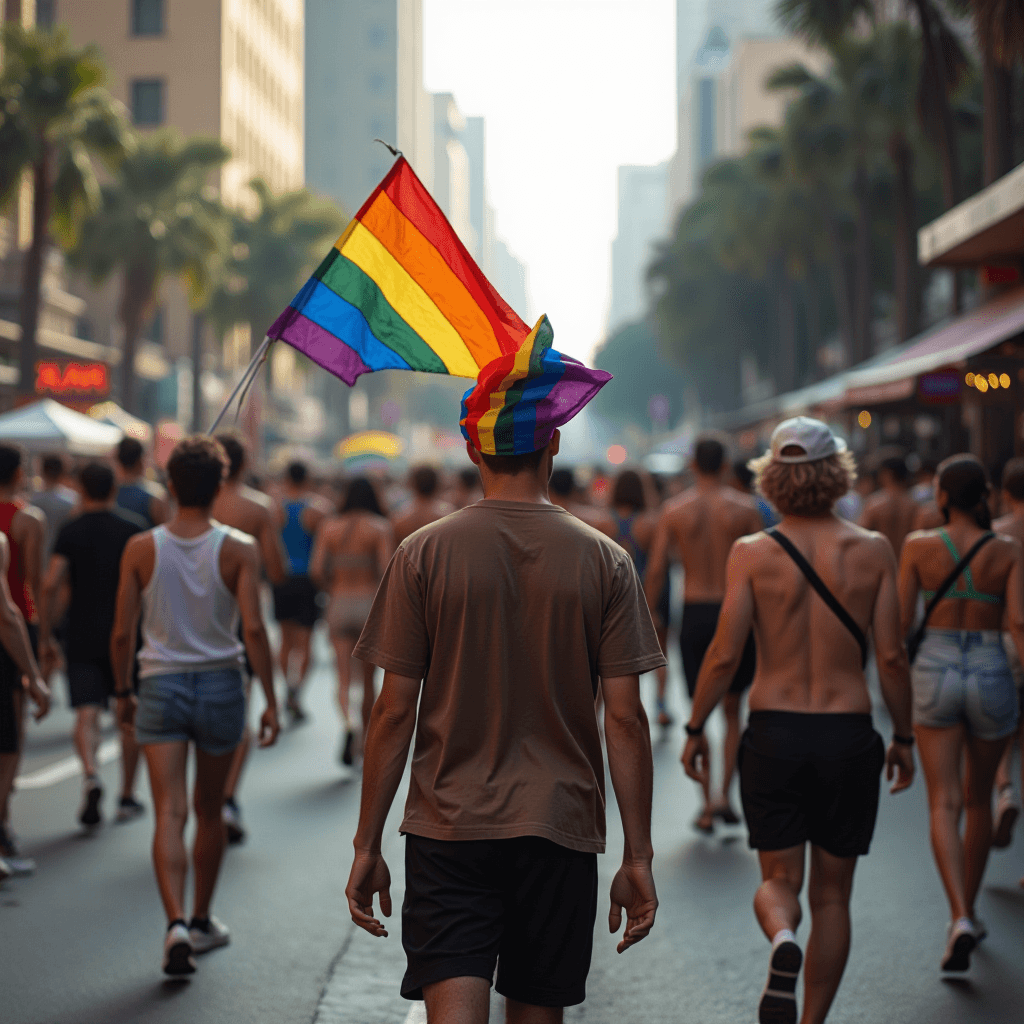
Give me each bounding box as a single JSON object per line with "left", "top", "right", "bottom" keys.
{"left": 191, "top": 313, "right": 203, "bottom": 433}
{"left": 775, "top": 259, "right": 797, "bottom": 394}
{"left": 118, "top": 263, "right": 157, "bottom": 416}
{"left": 852, "top": 157, "right": 874, "bottom": 365}
{"left": 891, "top": 135, "right": 920, "bottom": 343}
{"left": 803, "top": 269, "right": 822, "bottom": 379}
{"left": 913, "top": 0, "right": 962, "bottom": 209}
{"left": 818, "top": 189, "right": 855, "bottom": 368}
{"left": 17, "top": 155, "right": 51, "bottom": 401}
{"left": 982, "top": 51, "right": 1014, "bottom": 186}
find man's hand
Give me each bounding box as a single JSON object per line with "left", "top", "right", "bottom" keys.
{"left": 609, "top": 860, "right": 657, "bottom": 953}
{"left": 24, "top": 675, "right": 50, "bottom": 721}
{"left": 116, "top": 694, "right": 137, "bottom": 732}
{"left": 886, "top": 741, "right": 915, "bottom": 794}
{"left": 681, "top": 733, "right": 710, "bottom": 785}
{"left": 346, "top": 849, "right": 393, "bottom": 937}
{"left": 258, "top": 705, "right": 279, "bottom": 748}
{"left": 40, "top": 638, "right": 62, "bottom": 680}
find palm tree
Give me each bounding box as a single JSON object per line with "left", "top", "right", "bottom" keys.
{"left": 69, "top": 130, "right": 229, "bottom": 413}
{"left": 0, "top": 23, "right": 131, "bottom": 399}
{"left": 205, "top": 178, "right": 346, "bottom": 385}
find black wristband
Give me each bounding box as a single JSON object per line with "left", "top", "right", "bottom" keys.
{"left": 893, "top": 733, "right": 915, "bottom": 746}
{"left": 685, "top": 722, "right": 704, "bottom": 737}
{"left": 113, "top": 689, "right": 134, "bottom": 699}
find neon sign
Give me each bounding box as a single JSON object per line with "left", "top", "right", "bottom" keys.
{"left": 35, "top": 362, "right": 110, "bottom": 395}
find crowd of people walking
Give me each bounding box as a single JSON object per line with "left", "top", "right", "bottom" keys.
{"left": 0, "top": 416, "right": 1022, "bottom": 1023}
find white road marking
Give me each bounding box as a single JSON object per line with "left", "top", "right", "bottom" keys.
{"left": 403, "top": 1004, "right": 427, "bottom": 1024}
{"left": 14, "top": 738, "right": 120, "bottom": 790}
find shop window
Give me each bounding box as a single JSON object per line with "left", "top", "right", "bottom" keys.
{"left": 131, "top": 79, "right": 165, "bottom": 125}
{"left": 131, "top": 0, "right": 164, "bottom": 36}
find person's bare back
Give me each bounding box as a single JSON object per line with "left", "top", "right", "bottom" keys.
{"left": 733, "top": 516, "right": 896, "bottom": 714}
{"left": 311, "top": 512, "right": 393, "bottom": 596}
{"left": 860, "top": 488, "right": 918, "bottom": 556}
{"left": 393, "top": 498, "right": 453, "bottom": 545}
{"left": 656, "top": 483, "right": 763, "bottom": 602}
{"left": 213, "top": 483, "right": 286, "bottom": 585}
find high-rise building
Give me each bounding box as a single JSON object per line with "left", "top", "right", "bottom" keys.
{"left": 608, "top": 163, "right": 669, "bottom": 333}
{"left": 55, "top": 0, "right": 305, "bottom": 419}
{"left": 305, "top": 0, "right": 431, "bottom": 214}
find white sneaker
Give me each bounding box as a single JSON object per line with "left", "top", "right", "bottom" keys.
{"left": 0, "top": 856, "right": 11, "bottom": 882}
{"left": 941, "top": 918, "right": 976, "bottom": 972}
{"left": 162, "top": 922, "right": 196, "bottom": 976}
{"left": 189, "top": 915, "right": 230, "bottom": 954}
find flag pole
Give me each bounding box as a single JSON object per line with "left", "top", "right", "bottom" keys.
{"left": 207, "top": 335, "right": 272, "bottom": 435}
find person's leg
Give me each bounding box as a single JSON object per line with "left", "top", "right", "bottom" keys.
{"left": 278, "top": 621, "right": 297, "bottom": 685}
{"left": 293, "top": 626, "right": 313, "bottom": 690}
{"left": 754, "top": 845, "right": 805, "bottom": 940}
{"left": 73, "top": 706, "right": 101, "bottom": 776}
{"left": 223, "top": 728, "right": 250, "bottom": 803}
{"left": 718, "top": 692, "right": 742, "bottom": 814}
{"left": 801, "top": 847, "right": 857, "bottom": 1024}
{"left": 506, "top": 1000, "right": 562, "bottom": 1024}
{"left": 963, "top": 732, "right": 1013, "bottom": 916}
{"left": 0, "top": 688, "right": 22, "bottom": 828}
{"left": 191, "top": 746, "right": 236, "bottom": 920}
{"left": 143, "top": 741, "right": 190, "bottom": 923}
{"left": 915, "top": 724, "right": 969, "bottom": 920}
{"left": 120, "top": 726, "right": 141, "bottom": 800}
{"left": 331, "top": 635, "right": 354, "bottom": 727}
{"left": 423, "top": 977, "right": 490, "bottom": 1024}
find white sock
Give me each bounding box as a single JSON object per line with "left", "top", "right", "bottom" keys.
{"left": 772, "top": 928, "right": 797, "bottom": 948}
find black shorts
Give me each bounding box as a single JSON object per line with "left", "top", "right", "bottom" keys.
{"left": 680, "top": 602, "right": 755, "bottom": 698}
{"left": 739, "top": 711, "right": 885, "bottom": 859}
{"left": 401, "top": 834, "right": 598, "bottom": 1007}
{"left": 656, "top": 577, "right": 671, "bottom": 631}
{"left": 272, "top": 575, "right": 320, "bottom": 629}
{"left": 0, "top": 623, "right": 36, "bottom": 755}
{"left": 67, "top": 658, "right": 116, "bottom": 709}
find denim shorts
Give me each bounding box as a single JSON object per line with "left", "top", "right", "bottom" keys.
{"left": 912, "top": 630, "right": 1020, "bottom": 741}
{"left": 135, "top": 668, "right": 246, "bottom": 755}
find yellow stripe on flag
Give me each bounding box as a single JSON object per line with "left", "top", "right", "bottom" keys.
{"left": 473, "top": 318, "right": 542, "bottom": 454}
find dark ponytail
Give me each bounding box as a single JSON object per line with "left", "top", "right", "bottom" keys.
{"left": 937, "top": 455, "right": 991, "bottom": 530}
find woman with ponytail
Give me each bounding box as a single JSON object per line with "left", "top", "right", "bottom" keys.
{"left": 898, "top": 454, "right": 1024, "bottom": 973}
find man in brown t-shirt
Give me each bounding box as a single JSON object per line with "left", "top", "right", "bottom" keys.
{"left": 346, "top": 321, "right": 664, "bottom": 1023}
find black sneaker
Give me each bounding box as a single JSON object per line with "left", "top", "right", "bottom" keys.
{"left": 222, "top": 800, "right": 246, "bottom": 845}
{"left": 115, "top": 796, "right": 146, "bottom": 823}
{"left": 79, "top": 778, "right": 103, "bottom": 827}
{"left": 340, "top": 730, "right": 354, "bottom": 767}
{"left": 759, "top": 938, "right": 802, "bottom": 1024}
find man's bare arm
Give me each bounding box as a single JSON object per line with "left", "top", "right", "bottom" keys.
{"left": 233, "top": 540, "right": 279, "bottom": 746}
{"left": 602, "top": 673, "right": 658, "bottom": 953}
{"left": 347, "top": 671, "right": 421, "bottom": 938}
{"left": 1002, "top": 540, "right": 1024, "bottom": 670}
{"left": 308, "top": 523, "right": 331, "bottom": 590}
{"left": 257, "top": 513, "right": 287, "bottom": 585}
{"left": 643, "top": 512, "right": 672, "bottom": 616}
{"left": 38, "top": 553, "right": 69, "bottom": 652}
{"left": 18, "top": 507, "right": 44, "bottom": 612}
{"left": 110, "top": 536, "right": 146, "bottom": 695}
{"left": 0, "top": 537, "right": 47, "bottom": 718}
{"left": 896, "top": 536, "right": 923, "bottom": 637}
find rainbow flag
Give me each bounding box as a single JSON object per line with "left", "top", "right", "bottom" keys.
{"left": 267, "top": 156, "right": 529, "bottom": 384}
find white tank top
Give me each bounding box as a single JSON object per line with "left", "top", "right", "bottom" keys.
{"left": 137, "top": 523, "right": 245, "bottom": 678}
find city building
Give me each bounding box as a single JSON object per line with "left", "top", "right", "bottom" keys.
{"left": 54, "top": 0, "right": 305, "bottom": 425}
{"left": 305, "top": 0, "right": 432, "bottom": 214}
{"left": 608, "top": 162, "right": 669, "bottom": 333}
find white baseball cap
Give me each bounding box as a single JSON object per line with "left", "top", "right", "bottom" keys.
{"left": 767, "top": 417, "right": 848, "bottom": 464}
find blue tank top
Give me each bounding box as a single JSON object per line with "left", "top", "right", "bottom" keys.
{"left": 612, "top": 512, "right": 648, "bottom": 578}
{"left": 117, "top": 482, "right": 154, "bottom": 528}
{"left": 281, "top": 500, "right": 313, "bottom": 576}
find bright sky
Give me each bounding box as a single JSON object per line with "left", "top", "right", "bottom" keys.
{"left": 423, "top": 0, "right": 677, "bottom": 363}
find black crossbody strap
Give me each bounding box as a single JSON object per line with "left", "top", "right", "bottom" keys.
{"left": 768, "top": 529, "right": 868, "bottom": 669}
{"left": 913, "top": 532, "right": 996, "bottom": 644}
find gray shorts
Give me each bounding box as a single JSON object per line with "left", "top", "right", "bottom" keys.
{"left": 135, "top": 668, "right": 245, "bottom": 755}
{"left": 912, "top": 630, "right": 1020, "bottom": 741}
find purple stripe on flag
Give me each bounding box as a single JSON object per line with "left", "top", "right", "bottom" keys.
{"left": 274, "top": 309, "right": 372, "bottom": 386}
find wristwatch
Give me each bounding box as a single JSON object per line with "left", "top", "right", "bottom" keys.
{"left": 685, "top": 722, "right": 705, "bottom": 737}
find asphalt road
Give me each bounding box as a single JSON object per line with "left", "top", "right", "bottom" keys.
{"left": 3, "top": 631, "right": 1023, "bottom": 1024}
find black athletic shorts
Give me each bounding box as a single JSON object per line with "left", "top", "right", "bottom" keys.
{"left": 272, "top": 574, "right": 320, "bottom": 630}
{"left": 0, "top": 623, "right": 37, "bottom": 754}
{"left": 680, "top": 602, "right": 755, "bottom": 698}
{"left": 401, "top": 834, "right": 599, "bottom": 1007}
{"left": 67, "top": 657, "right": 116, "bottom": 709}
{"left": 739, "top": 711, "right": 885, "bottom": 858}
{"left": 656, "top": 577, "right": 671, "bottom": 631}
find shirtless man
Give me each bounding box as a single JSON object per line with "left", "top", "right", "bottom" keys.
{"left": 392, "top": 466, "right": 453, "bottom": 544}
{"left": 860, "top": 455, "right": 917, "bottom": 555}
{"left": 682, "top": 418, "right": 914, "bottom": 1024}
{"left": 991, "top": 457, "right": 1024, "bottom": 859}
{"left": 211, "top": 433, "right": 286, "bottom": 844}
{"left": 550, "top": 467, "right": 617, "bottom": 539}
{"left": 646, "top": 436, "right": 763, "bottom": 831}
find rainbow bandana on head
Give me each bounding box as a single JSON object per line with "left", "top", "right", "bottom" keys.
{"left": 460, "top": 314, "right": 612, "bottom": 456}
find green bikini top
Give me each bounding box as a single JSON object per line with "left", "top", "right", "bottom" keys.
{"left": 922, "top": 529, "right": 1002, "bottom": 605}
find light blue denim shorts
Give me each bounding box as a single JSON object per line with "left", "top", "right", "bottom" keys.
{"left": 135, "top": 668, "right": 246, "bottom": 755}
{"left": 912, "top": 630, "right": 1020, "bottom": 741}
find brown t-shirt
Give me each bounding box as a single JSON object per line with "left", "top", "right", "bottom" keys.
{"left": 353, "top": 499, "right": 666, "bottom": 854}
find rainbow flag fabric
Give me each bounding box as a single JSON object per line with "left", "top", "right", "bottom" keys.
{"left": 267, "top": 156, "right": 530, "bottom": 384}
{"left": 460, "top": 316, "right": 611, "bottom": 456}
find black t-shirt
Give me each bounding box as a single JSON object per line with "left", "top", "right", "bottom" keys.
{"left": 53, "top": 508, "right": 147, "bottom": 661}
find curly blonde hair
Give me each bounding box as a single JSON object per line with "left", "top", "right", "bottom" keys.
{"left": 750, "top": 449, "right": 858, "bottom": 517}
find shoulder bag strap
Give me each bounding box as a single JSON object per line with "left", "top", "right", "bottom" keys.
{"left": 767, "top": 528, "right": 868, "bottom": 669}
{"left": 910, "top": 532, "right": 996, "bottom": 652}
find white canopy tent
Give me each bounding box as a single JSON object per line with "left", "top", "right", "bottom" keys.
{"left": 0, "top": 399, "right": 123, "bottom": 456}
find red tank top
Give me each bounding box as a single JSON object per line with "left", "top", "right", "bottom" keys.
{"left": 0, "top": 500, "right": 36, "bottom": 622}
